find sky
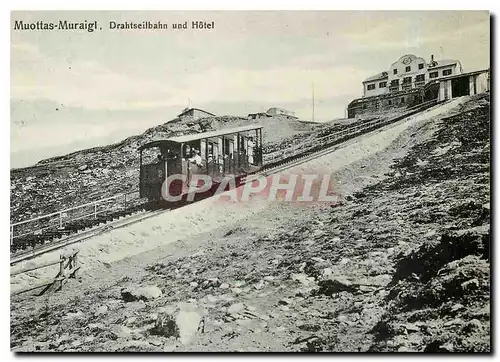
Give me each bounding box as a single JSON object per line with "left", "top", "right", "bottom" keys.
{"left": 10, "top": 10, "right": 490, "bottom": 168}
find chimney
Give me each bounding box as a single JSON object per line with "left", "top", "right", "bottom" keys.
{"left": 431, "top": 54, "right": 434, "bottom": 62}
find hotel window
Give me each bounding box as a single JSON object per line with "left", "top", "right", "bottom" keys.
{"left": 367, "top": 84, "right": 376, "bottom": 91}
{"left": 403, "top": 76, "right": 412, "bottom": 84}
{"left": 393, "top": 69, "right": 398, "bottom": 75}
{"left": 401, "top": 97, "right": 405, "bottom": 104}
{"left": 388, "top": 100, "right": 392, "bottom": 106}
{"left": 418, "top": 63, "right": 424, "bottom": 70}
{"left": 416, "top": 74, "right": 425, "bottom": 82}
{"left": 429, "top": 71, "right": 438, "bottom": 78}
{"left": 391, "top": 79, "right": 399, "bottom": 86}
{"left": 405, "top": 66, "right": 411, "bottom": 72}
{"left": 443, "top": 69, "right": 452, "bottom": 76}
{"left": 379, "top": 81, "right": 387, "bottom": 88}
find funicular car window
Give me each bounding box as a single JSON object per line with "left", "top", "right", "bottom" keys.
{"left": 142, "top": 146, "right": 162, "bottom": 164}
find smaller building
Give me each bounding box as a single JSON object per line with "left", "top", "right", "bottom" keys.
{"left": 266, "top": 107, "right": 296, "bottom": 117}
{"left": 248, "top": 112, "right": 272, "bottom": 120}
{"left": 347, "top": 88, "right": 425, "bottom": 118}
{"left": 437, "top": 69, "right": 490, "bottom": 102}
{"left": 176, "top": 108, "right": 216, "bottom": 122}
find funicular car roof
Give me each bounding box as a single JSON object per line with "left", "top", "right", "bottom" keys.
{"left": 139, "top": 124, "right": 263, "bottom": 151}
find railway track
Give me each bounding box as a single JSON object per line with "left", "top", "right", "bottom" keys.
{"left": 10, "top": 100, "right": 441, "bottom": 265}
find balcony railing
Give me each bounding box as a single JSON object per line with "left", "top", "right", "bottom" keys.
{"left": 402, "top": 83, "right": 412, "bottom": 91}
{"left": 390, "top": 80, "right": 428, "bottom": 93}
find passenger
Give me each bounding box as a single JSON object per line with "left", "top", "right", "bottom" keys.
{"left": 184, "top": 145, "right": 191, "bottom": 160}
{"left": 167, "top": 149, "right": 179, "bottom": 160}
{"left": 157, "top": 154, "right": 164, "bottom": 163}
{"left": 188, "top": 149, "right": 203, "bottom": 167}
{"left": 239, "top": 149, "right": 247, "bottom": 165}
{"left": 247, "top": 137, "right": 255, "bottom": 164}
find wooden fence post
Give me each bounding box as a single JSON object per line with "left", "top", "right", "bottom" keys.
{"left": 12, "top": 249, "right": 81, "bottom": 297}
{"left": 59, "top": 254, "right": 65, "bottom": 290}
{"left": 72, "top": 251, "right": 79, "bottom": 279}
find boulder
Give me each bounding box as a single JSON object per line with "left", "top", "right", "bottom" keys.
{"left": 87, "top": 323, "right": 106, "bottom": 331}
{"left": 450, "top": 303, "right": 464, "bottom": 312}
{"left": 321, "top": 268, "right": 334, "bottom": 280}
{"left": 291, "top": 273, "right": 316, "bottom": 287}
{"left": 317, "top": 277, "right": 358, "bottom": 295}
{"left": 113, "top": 325, "right": 133, "bottom": 339}
{"left": 151, "top": 302, "right": 205, "bottom": 346}
{"left": 149, "top": 339, "right": 163, "bottom": 347}
{"left": 121, "top": 285, "right": 162, "bottom": 302}
{"left": 404, "top": 323, "right": 421, "bottom": 333}
{"left": 137, "top": 285, "right": 163, "bottom": 300}
{"left": 95, "top": 305, "right": 108, "bottom": 316}
{"left": 151, "top": 313, "right": 179, "bottom": 338}
{"left": 254, "top": 280, "right": 265, "bottom": 290}
{"left": 227, "top": 302, "right": 245, "bottom": 315}
{"left": 176, "top": 305, "right": 204, "bottom": 345}
{"left": 461, "top": 278, "right": 480, "bottom": 291}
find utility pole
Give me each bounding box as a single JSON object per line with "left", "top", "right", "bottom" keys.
{"left": 312, "top": 82, "right": 315, "bottom": 122}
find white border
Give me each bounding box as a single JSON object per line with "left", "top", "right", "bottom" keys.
{"left": 3, "top": 2, "right": 497, "bottom": 361}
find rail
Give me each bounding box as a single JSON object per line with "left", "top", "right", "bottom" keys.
{"left": 11, "top": 191, "right": 141, "bottom": 248}
{"left": 10, "top": 99, "right": 439, "bottom": 258}
{"left": 11, "top": 249, "right": 79, "bottom": 297}
{"left": 263, "top": 99, "right": 438, "bottom": 165}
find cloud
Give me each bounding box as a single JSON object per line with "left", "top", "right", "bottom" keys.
{"left": 10, "top": 11, "right": 490, "bottom": 167}
{"left": 11, "top": 40, "right": 367, "bottom": 118}
{"left": 177, "top": 64, "right": 366, "bottom": 107}
{"left": 11, "top": 41, "right": 178, "bottom": 110}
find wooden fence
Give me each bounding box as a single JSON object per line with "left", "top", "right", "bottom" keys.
{"left": 10, "top": 191, "right": 141, "bottom": 248}
{"left": 11, "top": 249, "right": 80, "bottom": 297}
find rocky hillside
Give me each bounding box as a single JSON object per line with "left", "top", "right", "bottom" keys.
{"left": 366, "top": 94, "right": 490, "bottom": 352}
{"left": 10, "top": 94, "right": 490, "bottom": 352}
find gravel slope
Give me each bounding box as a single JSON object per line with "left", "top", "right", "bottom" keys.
{"left": 10, "top": 95, "right": 490, "bottom": 352}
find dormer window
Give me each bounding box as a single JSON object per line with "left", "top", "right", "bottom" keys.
{"left": 393, "top": 69, "right": 398, "bottom": 75}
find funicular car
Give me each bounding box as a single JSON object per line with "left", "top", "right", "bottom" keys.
{"left": 138, "top": 124, "right": 264, "bottom": 203}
